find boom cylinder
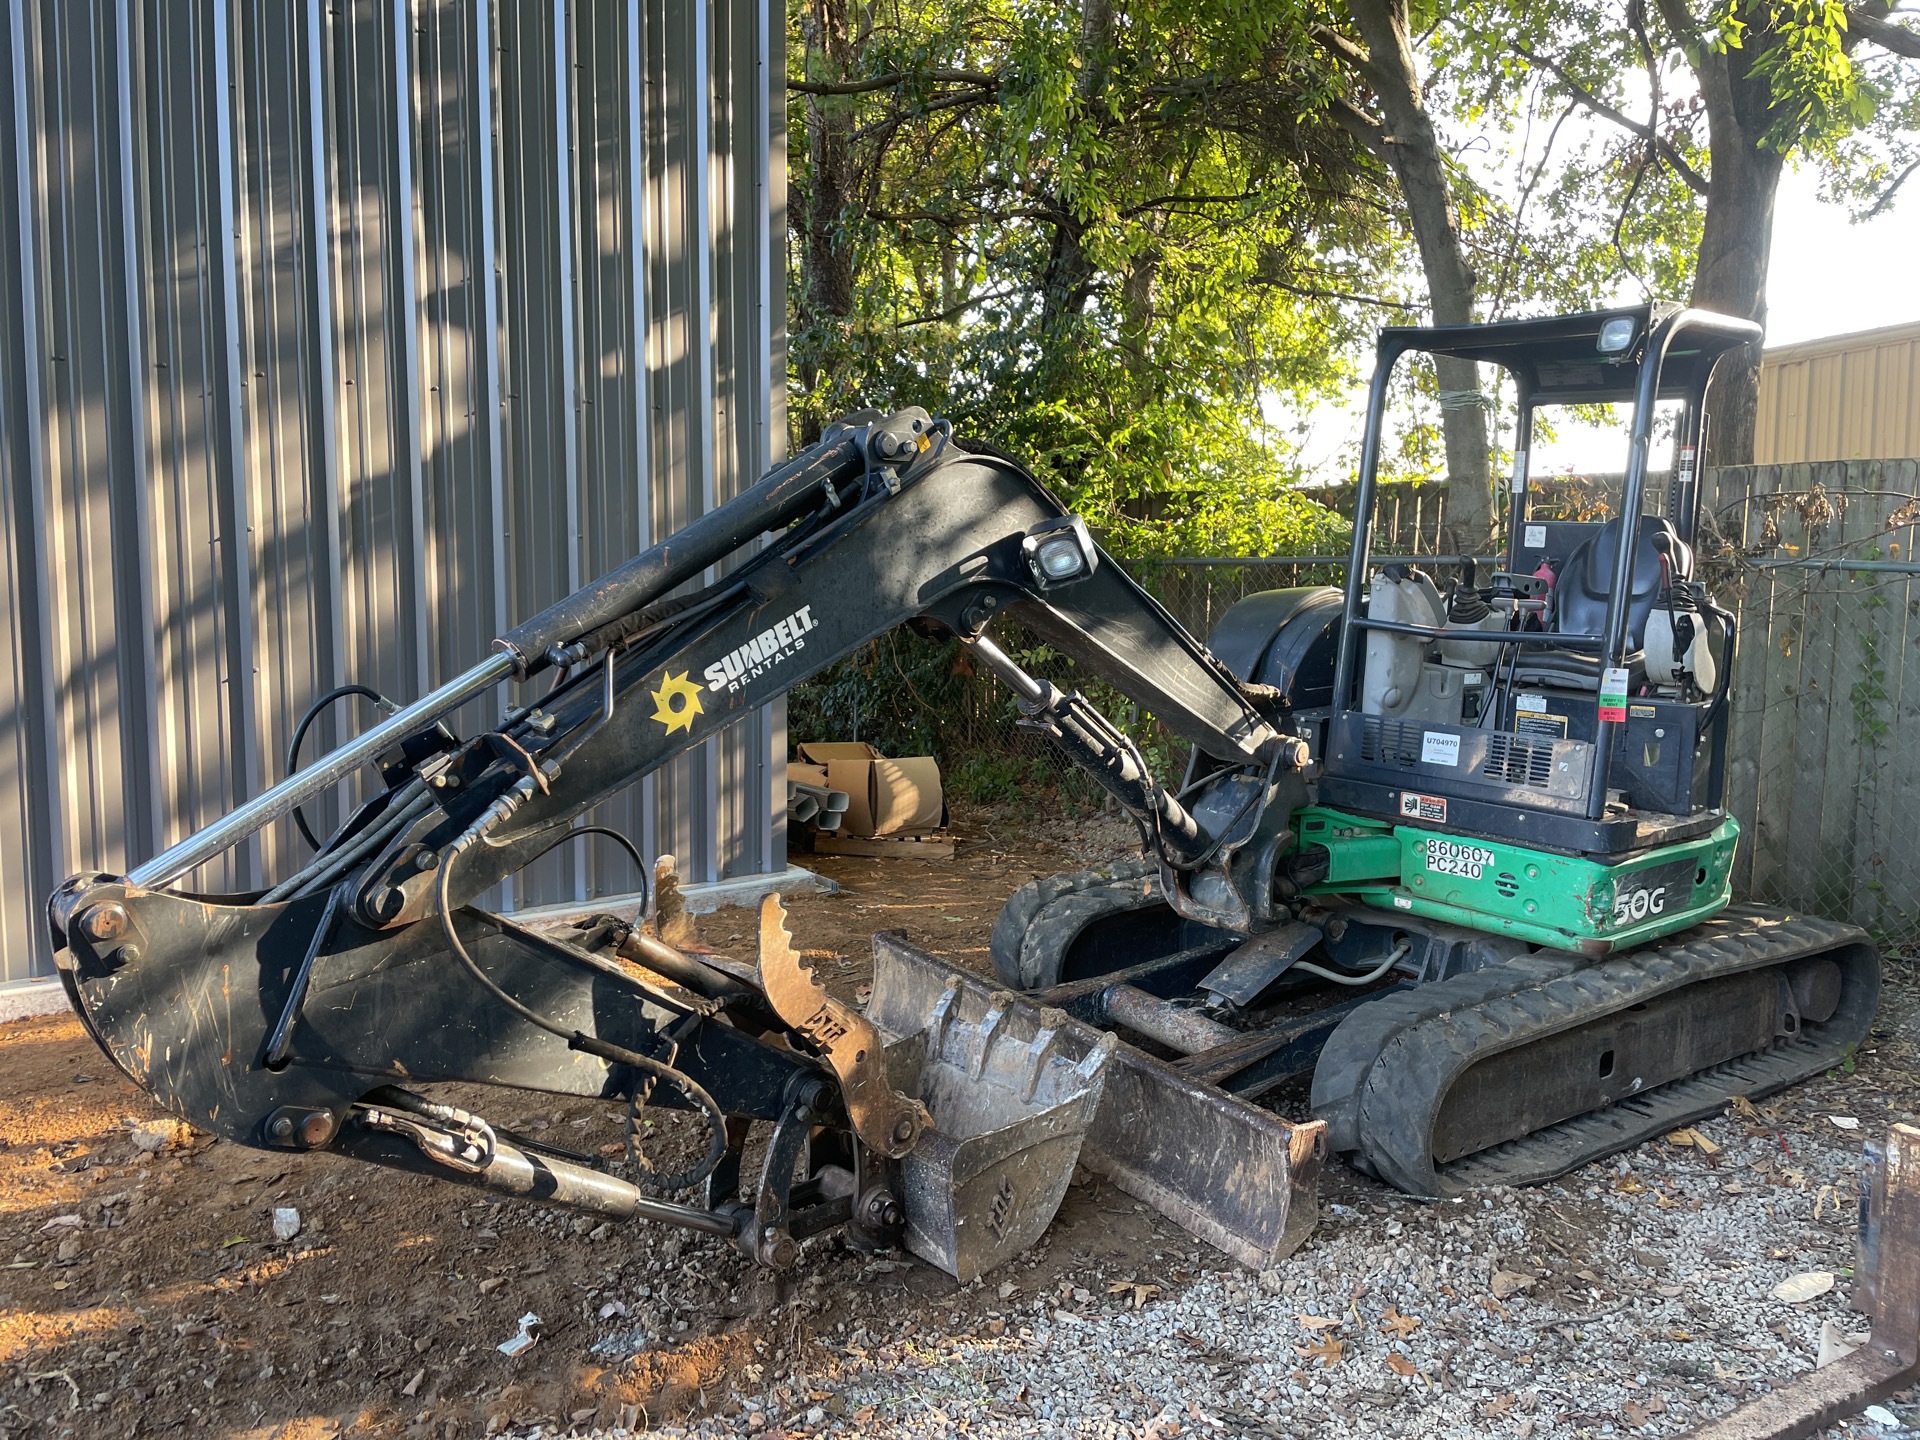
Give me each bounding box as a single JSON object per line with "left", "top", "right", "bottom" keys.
{"left": 496, "top": 427, "right": 871, "bottom": 671}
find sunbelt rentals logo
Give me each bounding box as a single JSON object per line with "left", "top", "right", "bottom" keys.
{"left": 650, "top": 672, "right": 705, "bottom": 736}
{"left": 703, "top": 605, "right": 818, "bottom": 695}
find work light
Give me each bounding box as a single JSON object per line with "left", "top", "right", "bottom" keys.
{"left": 1597, "top": 315, "right": 1638, "bottom": 354}
{"left": 1022, "top": 515, "right": 1098, "bottom": 589}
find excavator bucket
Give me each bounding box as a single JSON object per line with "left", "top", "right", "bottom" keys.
{"left": 755, "top": 895, "right": 1118, "bottom": 1280}
{"left": 868, "top": 933, "right": 1326, "bottom": 1271}
{"left": 876, "top": 979, "right": 1116, "bottom": 1282}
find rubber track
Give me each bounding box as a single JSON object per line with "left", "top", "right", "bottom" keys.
{"left": 990, "top": 856, "right": 1160, "bottom": 989}
{"left": 1318, "top": 904, "right": 1880, "bottom": 1197}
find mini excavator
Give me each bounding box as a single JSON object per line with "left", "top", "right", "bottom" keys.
{"left": 51, "top": 304, "right": 1879, "bottom": 1279}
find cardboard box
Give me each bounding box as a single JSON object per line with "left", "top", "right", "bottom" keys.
{"left": 794, "top": 742, "right": 943, "bottom": 838}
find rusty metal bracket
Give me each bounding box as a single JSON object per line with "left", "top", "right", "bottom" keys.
{"left": 756, "top": 895, "right": 931, "bottom": 1159}
{"left": 1685, "top": 1121, "right": 1919, "bottom": 1440}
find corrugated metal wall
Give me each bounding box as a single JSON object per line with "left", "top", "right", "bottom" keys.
{"left": 0, "top": 0, "right": 787, "bottom": 986}
{"left": 1756, "top": 320, "right": 1920, "bottom": 464}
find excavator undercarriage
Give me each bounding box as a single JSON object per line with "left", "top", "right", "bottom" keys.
{"left": 51, "top": 305, "right": 1880, "bottom": 1283}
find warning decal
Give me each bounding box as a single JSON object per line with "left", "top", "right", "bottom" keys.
{"left": 1514, "top": 707, "right": 1568, "bottom": 741}
{"left": 1398, "top": 791, "right": 1448, "bottom": 823}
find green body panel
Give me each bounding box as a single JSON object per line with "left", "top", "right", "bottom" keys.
{"left": 1294, "top": 806, "right": 1738, "bottom": 954}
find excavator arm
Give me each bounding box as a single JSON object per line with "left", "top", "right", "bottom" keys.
{"left": 47, "top": 408, "right": 1323, "bottom": 1276}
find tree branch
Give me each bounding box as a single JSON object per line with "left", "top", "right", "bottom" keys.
{"left": 1514, "top": 45, "right": 1712, "bottom": 195}
{"left": 1309, "top": 23, "right": 1396, "bottom": 95}
{"left": 1849, "top": 7, "right": 1920, "bottom": 58}
{"left": 1252, "top": 275, "right": 1422, "bottom": 311}
{"left": 1866, "top": 155, "right": 1920, "bottom": 217}
{"left": 895, "top": 286, "right": 1022, "bottom": 328}
{"left": 787, "top": 68, "right": 999, "bottom": 96}
{"left": 1118, "top": 188, "right": 1261, "bottom": 217}
{"left": 1326, "top": 95, "right": 1394, "bottom": 165}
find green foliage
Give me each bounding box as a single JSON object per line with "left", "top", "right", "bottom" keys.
{"left": 1724, "top": 0, "right": 1875, "bottom": 149}
{"left": 787, "top": 621, "right": 1185, "bottom": 804}
{"left": 787, "top": 0, "right": 1391, "bottom": 560}
{"left": 1445, "top": 0, "right": 1919, "bottom": 243}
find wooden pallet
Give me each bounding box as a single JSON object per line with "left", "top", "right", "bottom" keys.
{"left": 810, "top": 830, "right": 955, "bottom": 861}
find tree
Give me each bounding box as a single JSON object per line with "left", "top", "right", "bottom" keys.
{"left": 1504, "top": 0, "right": 1920, "bottom": 463}
{"left": 1313, "top": 1, "right": 1499, "bottom": 554}
{"left": 783, "top": 0, "right": 1393, "bottom": 558}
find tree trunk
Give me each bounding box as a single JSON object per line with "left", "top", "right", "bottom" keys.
{"left": 1342, "top": 0, "right": 1495, "bottom": 553}
{"left": 1683, "top": 41, "right": 1784, "bottom": 467}
{"left": 1036, "top": 0, "right": 1113, "bottom": 378}
{"left": 797, "top": 0, "right": 857, "bottom": 339}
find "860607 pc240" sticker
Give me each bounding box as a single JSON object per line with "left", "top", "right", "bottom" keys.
{"left": 1423, "top": 838, "right": 1498, "bottom": 879}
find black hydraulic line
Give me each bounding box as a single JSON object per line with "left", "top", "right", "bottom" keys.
{"left": 432, "top": 841, "right": 729, "bottom": 1192}
{"left": 546, "top": 579, "right": 750, "bottom": 675}
{"left": 260, "top": 881, "right": 344, "bottom": 1070}
{"left": 286, "top": 685, "right": 401, "bottom": 851}
{"left": 260, "top": 778, "right": 433, "bottom": 905}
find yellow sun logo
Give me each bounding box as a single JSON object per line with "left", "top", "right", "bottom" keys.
{"left": 650, "top": 671, "right": 705, "bottom": 736}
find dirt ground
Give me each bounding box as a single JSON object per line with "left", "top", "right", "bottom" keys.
{"left": 1, "top": 804, "right": 1913, "bottom": 1439}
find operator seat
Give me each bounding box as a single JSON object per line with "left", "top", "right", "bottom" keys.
{"left": 1553, "top": 513, "right": 1691, "bottom": 649}
{"left": 1510, "top": 514, "right": 1690, "bottom": 689}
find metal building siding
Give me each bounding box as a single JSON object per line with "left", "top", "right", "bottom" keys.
{"left": 1756, "top": 320, "right": 1920, "bottom": 464}
{"left": 0, "top": 0, "right": 787, "bottom": 986}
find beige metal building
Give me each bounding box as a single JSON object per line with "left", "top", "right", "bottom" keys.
{"left": 1754, "top": 319, "right": 1920, "bottom": 464}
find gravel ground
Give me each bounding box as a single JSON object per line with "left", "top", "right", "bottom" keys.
{"left": 549, "top": 965, "right": 1919, "bottom": 1440}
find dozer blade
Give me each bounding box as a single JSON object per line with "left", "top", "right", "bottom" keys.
{"left": 869, "top": 932, "right": 1326, "bottom": 1272}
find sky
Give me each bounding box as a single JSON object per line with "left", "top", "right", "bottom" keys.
{"left": 1765, "top": 164, "right": 1920, "bottom": 345}
{"left": 1272, "top": 164, "right": 1920, "bottom": 481}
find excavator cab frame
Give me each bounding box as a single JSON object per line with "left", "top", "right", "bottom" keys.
{"left": 1319, "top": 303, "right": 1760, "bottom": 856}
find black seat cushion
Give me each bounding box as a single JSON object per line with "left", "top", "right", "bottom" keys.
{"left": 1508, "top": 649, "right": 1646, "bottom": 694}
{"left": 1552, "top": 514, "right": 1690, "bottom": 650}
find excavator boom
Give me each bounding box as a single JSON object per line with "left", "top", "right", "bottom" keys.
{"left": 49, "top": 409, "right": 1326, "bottom": 1277}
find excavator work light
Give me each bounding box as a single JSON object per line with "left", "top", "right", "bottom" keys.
{"left": 1597, "top": 315, "right": 1638, "bottom": 354}
{"left": 1023, "top": 515, "right": 1097, "bottom": 588}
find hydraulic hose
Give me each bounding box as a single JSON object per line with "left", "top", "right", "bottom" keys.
{"left": 432, "top": 837, "right": 728, "bottom": 1193}
{"left": 260, "top": 779, "right": 434, "bottom": 905}
{"left": 285, "top": 685, "right": 402, "bottom": 851}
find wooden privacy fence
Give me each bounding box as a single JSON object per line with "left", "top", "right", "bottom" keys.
{"left": 1133, "top": 458, "right": 1920, "bottom": 947}
{"left": 1706, "top": 458, "right": 1920, "bottom": 946}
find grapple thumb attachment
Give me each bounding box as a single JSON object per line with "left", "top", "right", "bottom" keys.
{"left": 755, "top": 894, "right": 930, "bottom": 1158}
{"left": 867, "top": 932, "right": 1326, "bottom": 1273}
